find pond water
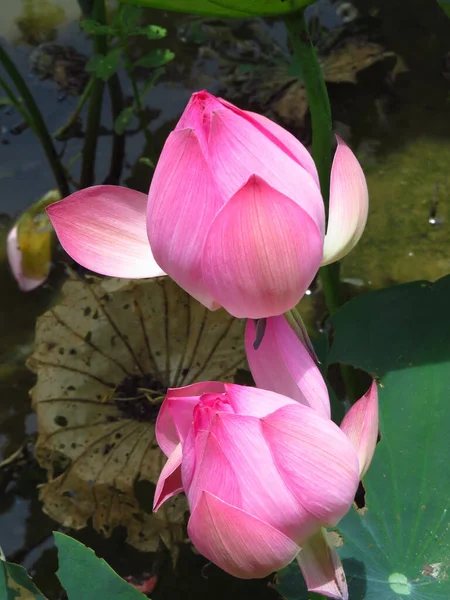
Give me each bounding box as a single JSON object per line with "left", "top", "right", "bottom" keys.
{"left": 0, "top": 0, "right": 449, "bottom": 597}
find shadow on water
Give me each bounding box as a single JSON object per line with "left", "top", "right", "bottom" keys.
{"left": 0, "top": 0, "right": 449, "bottom": 597}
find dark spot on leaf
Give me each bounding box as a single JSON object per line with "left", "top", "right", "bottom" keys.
{"left": 69, "top": 348, "right": 77, "bottom": 355}
{"left": 123, "top": 304, "right": 130, "bottom": 310}
{"left": 84, "top": 331, "right": 92, "bottom": 343}
{"left": 54, "top": 415, "right": 68, "bottom": 427}
{"left": 115, "top": 432, "right": 122, "bottom": 439}
{"left": 58, "top": 347, "right": 65, "bottom": 355}
{"left": 92, "top": 309, "right": 99, "bottom": 319}
{"left": 103, "top": 443, "right": 115, "bottom": 455}
{"left": 67, "top": 385, "right": 76, "bottom": 391}
{"left": 84, "top": 306, "right": 92, "bottom": 316}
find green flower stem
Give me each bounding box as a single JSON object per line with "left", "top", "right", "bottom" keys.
{"left": 80, "top": 0, "right": 108, "bottom": 188}
{"left": 106, "top": 74, "right": 125, "bottom": 184}
{"left": 0, "top": 43, "right": 70, "bottom": 198}
{"left": 285, "top": 12, "right": 359, "bottom": 404}
{"left": 53, "top": 76, "right": 94, "bottom": 140}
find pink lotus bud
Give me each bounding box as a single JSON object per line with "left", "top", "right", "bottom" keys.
{"left": 154, "top": 382, "right": 360, "bottom": 588}
{"left": 47, "top": 92, "right": 368, "bottom": 318}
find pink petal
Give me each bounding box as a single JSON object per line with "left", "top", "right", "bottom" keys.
{"left": 188, "top": 491, "right": 299, "bottom": 579}
{"left": 6, "top": 225, "right": 47, "bottom": 291}
{"left": 224, "top": 383, "right": 297, "bottom": 418}
{"left": 297, "top": 528, "right": 348, "bottom": 600}
{"left": 147, "top": 129, "right": 224, "bottom": 309}
{"left": 322, "top": 137, "right": 368, "bottom": 265}
{"left": 239, "top": 109, "right": 319, "bottom": 186}
{"left": 156, "top": 382, "right": 225, "bottom": 456}
{"left": 340, "top": 381, "right": 379, "bottom": 477}
{"left": 202, "top": 175, "right": 323, "bottom": 318}
{"left": 153, "top": 443, "right": 183, "bottom": 511}
{"left": 207, "top": 411, "right": 322, "bottom": 542}
{"left": 208, "top": 105, "right": 325, "bottom": 234}
{"left": 262, "top": 404, "right": 360, "bottom": 528}
{"left": 47, "top": 186, "right": 164, "bottom": 278}
{"left": 182, "top": 426, "right": 242, "bottom": 511}
{"left": 175, "top": 91, "right": 223, "bottom": 151}
{"left": 245, "top": 317, "right": 331, "bottom": 419}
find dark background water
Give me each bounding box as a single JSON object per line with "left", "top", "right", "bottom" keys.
{"left": 0, "top": 0, "right": 449, "bottom": 597}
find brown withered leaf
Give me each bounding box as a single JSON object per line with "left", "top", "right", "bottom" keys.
{"left": 28, "top": 274, "right": 246, "bottom": 553}
{"left": 322, "top": 39, "right": 405, "bottom": 84}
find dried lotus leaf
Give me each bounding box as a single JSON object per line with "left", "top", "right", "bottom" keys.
{"left": 28, "top": 274, "right": 246, "bottom": 553}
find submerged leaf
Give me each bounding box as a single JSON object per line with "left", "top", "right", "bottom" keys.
{"left": 28, "top": 275, "right": 245, "bottom": 553}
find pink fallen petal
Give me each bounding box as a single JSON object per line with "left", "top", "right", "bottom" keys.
{"left": 188, "top": 491, "right": 300, "bottom": 579}
{"left": 340, "top": 381, "right": 379, "bottom": 477}
{"left": 245, "top": 317, "right": 331, "bottom": 419}
{"left": 262, "top": 404, "right": 360, "bottom": 528}
{"left": 297, "top": 528, "right": 348, "bottom": 600}
{"left": 156, "top": 382, "right": 225, "bottom": 456}
{"left": 153, "top": 443, "right": 183, "bottom": 511}
{"left": 202, "top": 175, "right": 323, "bottom": 318}
{"left": 322, "top": 137, "right": 369, "bottom": 265}
{"left": 208, "top": 106, "right": 325, "bottom": 234}
{"left": 147, "top": 129, "right": 224, "bottom": 309}
{"left": 6, "top": 225, "right": 47, "bottom": 291}
{"left": 47, "top": 186, "right": 164, "bottom": 279}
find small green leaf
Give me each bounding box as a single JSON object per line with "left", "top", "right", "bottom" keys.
{"left": 119, "top": 0, "right": 314, "bottom": 17}
{"left": 135, "top": 25, "right": 167, "bottom": 39}
{"left": 55, "top": 533, "right": 147, "bottom": 600}
{"left": 116, "top": 5, "right": 142, "bottom": 31}
{"left": 114, "top": 106, "right": 134, "bottom": 134}
{"left": 80, "top": 19, "right": 117, "bottom": 35}
{"left": 1, "top": 559, "right": 47, "bottom": 599}
{"left": 86, "top": 49, "right": 122, "bottom": 81}
{"left": 138, "top": 156, "right": 155, "bottom": 167}
{"left": 135, "top": 49, "right": 175, "bottom": 69}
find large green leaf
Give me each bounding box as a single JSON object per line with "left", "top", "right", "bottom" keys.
{"left": 55, "top": 533, "right": 147, "bottom": 599}
{"left": 278, "top": 276, "right": 450, "bottom": 599}
{"left": 119, "top": 0, "right": 313, "bottom": 17}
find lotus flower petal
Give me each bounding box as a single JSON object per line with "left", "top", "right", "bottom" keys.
{"left": 147, "top": 129, "right": 224, "bottom": 309}
{"left": 322, "top": 137, "right": 368, "bottom": 265}
{"left": 156, "top": 382, "right": 225, "bottom": 456}
{"left": 262, "top": 404, "right": 360, "bottom": 527}
{"left": 340, "top": 381, "right": 379, "bottom": 477}
{"left": 47, "top": 186, "right": 164, "bottom": 279}
{"left": 208, "top": 105, "right": 324, "bottom": 234}
{"left": 297, "top": 528, "right": 348, "bottom": 600}
{"left": 153, "top": 443, "right": 183, "bottom": 511}
{"left": 188, "top": 491, "right": 300, "bottom": 579}
{"left": 202, "top": 175, "right": 323, "bottom": 318}
{"left": 224, "top": 382, "right": 297, "bottom": 418}
{"left": 245, "top": 317, "right": 331, "bottom": 419}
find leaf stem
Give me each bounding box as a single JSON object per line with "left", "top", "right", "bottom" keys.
{"left": 0, "top": 43, "right": 70, "bottom": 198}
{"left": 80, "top": 0, "right": 107, "bottom": 188}
{"left": 53, "top": 76, "right": 94, "bottom": 140}
{"left": 105, "top": 74, "right": 125, "bottom": 184}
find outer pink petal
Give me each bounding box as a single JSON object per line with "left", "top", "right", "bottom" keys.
{"left": 7, "top": 225, "right": 47, "bottom": 291}
{"left": 262, "top": 404, "right": 360, "bottom": 528}
{"left": 47, "top": 186, "right": 164, "bottom": 278}
{"left": 340, "top": 381, "right": 379, "bottom": 477}
{"left": 202, "top": 175, "right": 323, "bottom": 318}
{"left": 209, "top": 106, "right": 325, "bottom": 234}
{"left": 297, "top": 528, "right": 348, "bottom": 600}
{"left": 322, "top": 137, "right": 368, "bottom": 265}
{"left": 224, "top": 383, "right": 297, "bottom": 418}
{"left": 245, "top": 317, "right": 331, "bottom": 419}
{"left": 147, "top": 129, "right": 224, "bottom": 309}
{"left": 188, "top": 491, "right": 300, "bottom": 579}
{"left": 209, "top": 411, "right": 321, "bottom": 542}
{"left": 156, "top": 382, "right": 225, "bottom": 456}
{"left": 153, "top": 443, "right": 183, "bottom": 511}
